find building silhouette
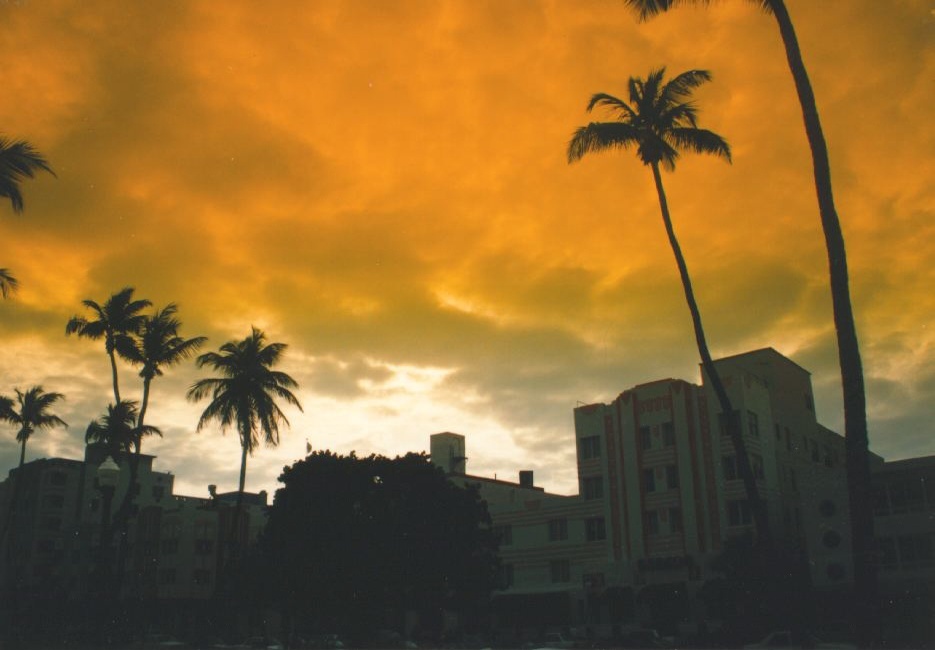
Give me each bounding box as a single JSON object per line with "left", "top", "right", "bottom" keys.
{"left": 433, "top": 348, "right": 931, "bottom": 636}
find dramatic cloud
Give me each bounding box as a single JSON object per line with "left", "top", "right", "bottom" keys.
{"left": 1, "top": 0, "right": 932, "bottom": 496}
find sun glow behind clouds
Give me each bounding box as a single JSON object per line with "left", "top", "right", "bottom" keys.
{"left": 0, "top": 0, "right": 933, "bottom": 496}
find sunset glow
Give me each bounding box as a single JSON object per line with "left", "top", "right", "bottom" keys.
{"left": 1, "top": 0, "right": 932, "bottom": 498}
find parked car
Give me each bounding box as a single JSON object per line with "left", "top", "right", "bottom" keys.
{"left": 743, "top": 630, "right": 857, "bottom": 650}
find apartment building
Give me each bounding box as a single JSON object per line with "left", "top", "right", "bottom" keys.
{"left": 432, "top": 348, "right": 865, "bottom": 630}
{"left": 0, "top": 442, "right": 267, "bottom": 604}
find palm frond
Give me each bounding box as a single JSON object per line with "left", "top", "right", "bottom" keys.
{"left": 0, "top": 137, "right": 55, "bottom": 213}
{"left": 669, "top": 127, "right": 732, "bottom": 162}
{"left": 567, "top": 123, "right": 640, "bottom": 163}
{"left": 0, "top": 268, "right": 18, "bottom": 298}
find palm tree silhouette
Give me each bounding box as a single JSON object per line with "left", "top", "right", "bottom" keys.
{"left": 0, "top": 386, "right": 67, "bottom": 467}
{"left": 117, "top": 303, "right": 207, "bottom": 437}
{"left": 188, "top": 327, "right": 303, "bottom": 502}
{"left": 623, "top": 0, "right": 876, "bottom": 633}
{"left": 0, "top": 136, "right": 54, "bottom": 214}
{"left": 85, "top": 400, "right": 161, "bottom": 459}
{"left": 1, "top": 137, "right": 53, "bottom": 297}
{"left": 0, "top": 269, "right": 17, "bottom": 299}
{"left": 111, "top": 304, "right": 206, "bottom": 563}
{"left": 66, "top": 287, "right": 152, "bottom": 404}
{"left": 568, "top": 67, "right": 769, "bottom": 538}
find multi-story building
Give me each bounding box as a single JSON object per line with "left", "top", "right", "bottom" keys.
{"left": 432, "top": 348, "right": 870, "bottom": 632}
{"left": 871, "top": 455, "right": 935, "bottom": 645}
{"left": 0, "top": 442, "right": 267, "bottom": 605}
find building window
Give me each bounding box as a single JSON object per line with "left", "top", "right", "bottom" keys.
{"left": 42, "top": 494, "right": 65, "bottom": 509}
{"left": 723, "top": 455, "right": 737, "bottom": 481}
{"left": 879, "top": 537, "right": 897, "bottom": 571}
{"left": 161, "top": 539, "right": 179, "bottom": 555}
{"left": 42, "top": 516, "right": 61, "bottom": 531}
{"left": 585, "top": 517, "right": 606, "bottom": 542}
{"left": 665, "top": 465, "right": 679, "bottom": 490}
{"left": 498, "top": 563, "right": 514, "bottom": 589}
{"left": 727, "top": 500, "right": 752, "bottom": 527}
{"left": 582, "top": 476, "right": 603, "bottom": 500}
{"left": 872, "top": 484, "right": 890, "bottom": 516}
{"left": 639, "top": 426, "right": 652, "bottom": 451}
{"left": 662, "top": 422, "right": 675, "bottom": 447}
{"left": 751, "top": 454, "right": 765, "bottom": 480}
{"left": 550, "top": 559, "right": 571, "bottom": 583}
{"left": 583, "top": 572, "right": 605, "bottom": 591}
{"left": 193, "top": 569, "right": 212, "bottom": 586}
{"left": 822, "top": 530, "right": 842, "bottom": 549}
{"left": 494, "top": 524, "right": 513, "bottom": 546}
{"left": 579, "top": 435, "right": 601, "bottom": 460}
{"left": 718, "top": 411, "right": 740, "bottom": 439}
{"left": 152, "top": 486, "right": 165, "bottom": 501}
{"left": 775, "top": 424, "right": 782, "bottom": 441}
{"left": 159, "top": 568, "right": 176, "bottom": 585}
{"left": 194, "top": 539, "right": 214, "bottom": 555}
{"left": 644, "top": 510, "right": 660, "bottom": 536}
{"left": 785, "top": 427, "right": 792, "bottom": 452}
{"left": 811, "top": 440, "right": 821, "bottom": 463}
{"left": 548, "top": 518, "right": 568, "bottom": 542}
{"left": 643, "top": 468, "right": 656, "bottom": 493}
{"left": 747, "top": 411, "right": 759, "bottom": 438}
{"left": 668, "top": 507, "right": 683, "bottom": 534}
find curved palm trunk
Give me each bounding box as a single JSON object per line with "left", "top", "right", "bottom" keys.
{"left": 106, "top": 337, "right": 122, "bottom": 404}
{"left": 651, "top": 162, "right": 770, "bottom": 540}
{"left": 768, "top": 0, "right": 875, "bottom": 639}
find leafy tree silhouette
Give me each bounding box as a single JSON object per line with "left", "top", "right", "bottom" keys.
{"left": 568, "top": 67, "right": 769, "bottom": 538}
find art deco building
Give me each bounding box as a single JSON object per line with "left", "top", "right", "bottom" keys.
{"left": 433, "top": 348, "right": 870, "bottom": 630}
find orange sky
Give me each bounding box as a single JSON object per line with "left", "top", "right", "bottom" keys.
{"left": 1, "top": 0, "right": 932, "bottom": 497}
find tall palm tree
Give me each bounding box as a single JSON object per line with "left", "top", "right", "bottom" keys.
{"left": 0, "top": 269, "right": 17, "bottom": 299}
{"left": 0, "top": 136, "right": 54, "bottom": 214}
{"left": 568, "top": 67, "right": 769, "bottom": 538}
{"left": 66, "top": 287, "right": 152, "bottom": 404}
{"left": 85, "top": 400, "right": 161, "bottom": 459}
{"left": 0, "top": 386, "right": 67, "bottom": 468}
{"left": 187, "top": 327, "right": 303, "bottom": 502}
{"left": 111, "top": 304, "right": 205, "bottom": 545}
{"left": 117, "top": 303, "right": 207, "bottom": 438}
{"left": 623, "top": 0, "right": 876, "bottom": 637}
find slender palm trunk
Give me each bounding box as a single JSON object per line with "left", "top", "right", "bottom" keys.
{"left": 650, "top": 162, "right": 770, "bottom": 540}
{"left": 106, "top": 338, "right": 121, "bottom": 404}
{"left": 18, "top": 439, "right": 26, "bottom": 468}
{"left": 768, "top": 0, "right": 875, "bottom": 640}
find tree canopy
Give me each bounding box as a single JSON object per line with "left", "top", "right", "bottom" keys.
{"left": 253, "top": 451, "right": 499, "bottom": 637}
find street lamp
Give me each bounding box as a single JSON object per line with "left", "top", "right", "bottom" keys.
{"left": 95, "top": 456, "right": 120, "bottom": 643}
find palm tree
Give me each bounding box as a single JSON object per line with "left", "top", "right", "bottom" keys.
{"left": 1, "top": 138, "right": 53, "bottom": 300}
{"left": 0, "top": 269, "right": 17, "bottom": 299}
{"left": 85, "top": 400, "right": 161, "bottom": 459}
{"left": 187, "top": 327, "right": 303, "bottom": 502}
{"left": 0, "top": 136, "right": 54, "bottom": 214}
{"left": 116, "top": 303, "right": 207, "bottom": 438}
{"left": 623, "top": 0, "right": 876, "bottom": 637}
{"left": 66, "top": 287, "right": 152, "bottom": 404}
{"left": 0, "top": 386, "right": 67, "bottom": 468}
{"left": 568, "top": 67, "right": 769, "bottom": 538}
{"left": 111, "top": 304, "right": 205, "bottom": 549}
